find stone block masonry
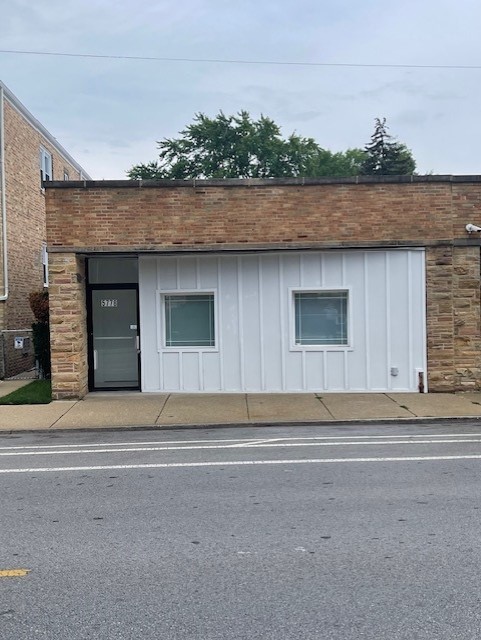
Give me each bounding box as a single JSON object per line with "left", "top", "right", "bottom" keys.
{"left": 48, "top": 253, "right": 87, "bottom": 400}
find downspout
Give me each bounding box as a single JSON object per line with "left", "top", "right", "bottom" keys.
{"left": 0, "top": 86, "right": 8, "bottom": 301}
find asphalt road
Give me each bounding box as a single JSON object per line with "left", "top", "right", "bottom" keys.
{"left": 2, "top": 422, "right": 481, "bottom": 639}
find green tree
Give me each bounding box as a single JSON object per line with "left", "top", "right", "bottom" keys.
{"left": 127, "top": 111, "right": 366, "bottom": 180}
{"left": 361, "top": 118, "right": 416, "bottom": 175}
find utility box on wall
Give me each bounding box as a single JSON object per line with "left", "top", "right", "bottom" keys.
{"left": 0, "top": 331, "right": 35, "bottom": 378}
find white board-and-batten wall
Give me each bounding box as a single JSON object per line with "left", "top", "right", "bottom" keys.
{"left": 139, "top": 249, "right": 426, "bottom": 393}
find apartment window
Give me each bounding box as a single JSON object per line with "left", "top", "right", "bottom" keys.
{"left": 40, "top": 147, "right": 52, "bottom": 183}
{"left": 293, "top": 290, "right": 349, "bottom": 346}
{"left": 164, "top": 293, "right": 215, "bottom": 348}
{"left": 63, "top": 169, "right": 69, "bottom": 181}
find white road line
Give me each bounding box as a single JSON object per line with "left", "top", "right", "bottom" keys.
{"left": 1, "top": 432, "right": 481, "bottom": 450}
{"left": 3, "top": 454, "right": 481, "bottom": 474}
{"left": 228, "top": 438, "right": 283, "bottom": 447}
{"left": 1, "top": 432, "right": 481, "bottom": 451}
{"left": 1, "top": 438, "right": 481, "bottom": 457}
{"left": 0, "top": 438, "right": 251, "bottom": 451}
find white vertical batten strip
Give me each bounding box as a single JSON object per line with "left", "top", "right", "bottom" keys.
{"left": 178, "top": 351, "right": 184, "bottom": 391}
{"left": 385, "top": 251, "right": 392, "bottom": 390}
{"left": 198, "top": 352, "right": 204, "bottom": 391}
{"left": 279, "top": 255, "right": 286, "bottom": 390}
{"left": 195, "top": 257, "right": 200, "bottom": 289}
{"left": 407, "top": 251, "right": 413, "bottom": 390}
{"left": 237, "top": 256, "right": 245, "bottom": 389}
{"left": 342, "top": 252, "right": 348, "bottom": 391}
{"left": 258, "top": 256, "right": 265, "bottom": 390}
{"left": 364, "top": 253, "right": 371, "bottom": 389}
{"left": 300, "top": 254, "right": 306, "bottom": 390}
{"left": 217, "top": 257, "right": 224, "bottom": 389}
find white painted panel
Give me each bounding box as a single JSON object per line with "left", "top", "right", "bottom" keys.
{"left": 305, "top": 351, "right": 324, "bottom": 391}
{"left": 345, "top": 252, "right": 368, "bottom": 390}
{"left": 325, "top": 351, "right": 345, "bottom": 390}
{"left": 139, "top": 258, "right": 160, "bottom": 392}
{"left": 260, "top": 255, "right": 282, "bottom": 391}
{"left": 162, "top": 351, "right": 180, "bottom": 391}
{"left": 178, "top": 258, "right": 197, "bottom": 289}
{"left": 323, "top": 253, "right": 344, "bottom": 287}
{"left": 388, "top": 251, "right": 410, "bottom": 390}
{"left": 139, "top": 249, "right": 426, "bottom": 393}
{"left": 411, "top": 250, "right": 427, "bottom": 389}
{"left": 181, "top": 352, "right": 200, "bottom": 390}
{"left": 282, "top": 254, "right": 301, "bottom": 287}
{"left": 285, "top": 351, "right": 304, "bottom": 391}
{"left": 220, "top": 257, "right": 241, "bottom": 390}
{"left": 199, "top": 257, "right": 218, "bottom": 289}
{"left": 300, "top": 253, "right": 322, "bottom": 287}
{"left": 157, "top": 258, "right": 177, "bottom": 289}
{"left": 366, "top": 252, "right": 389, "bottom": 390}
{"left": 202, "top": 352, "right": 221, "bottom": 391}
{"left": 242, "top": 256, "right": 262, "bottom": 391}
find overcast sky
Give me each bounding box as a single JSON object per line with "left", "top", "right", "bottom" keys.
{"left": 2, "top": 0, "right": 480, "bottom": 179}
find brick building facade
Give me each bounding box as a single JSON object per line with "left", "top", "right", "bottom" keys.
{"left": 45, "top": 177, "right": 481, "bottom": 399}
{"left": 0, "top": 80, "right": 91, "bottom": 377}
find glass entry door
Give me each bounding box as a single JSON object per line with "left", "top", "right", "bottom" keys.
{"left": 90, "top": 288, "right": 139, "bottom": 389}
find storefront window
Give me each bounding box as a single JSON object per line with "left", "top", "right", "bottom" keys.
{"left": 294, "top": 290, "right": 348, "bottom": 346}
{"left": 164, "top": 294, "right": 215, "bottom": 348}
{"left": 88, "top": 258, "right": 138, "bottom": 284}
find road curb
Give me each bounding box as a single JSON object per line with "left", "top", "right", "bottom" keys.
{"left": 2, "top": 414, "right": 481, "bottom": 435}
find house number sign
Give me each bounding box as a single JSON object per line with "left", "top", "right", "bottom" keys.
{"left": 100, "top": 299, "right": 118, "bottom": 308}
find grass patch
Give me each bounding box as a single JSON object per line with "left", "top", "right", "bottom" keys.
{"left": 0, "top": 380, "right": 52, "bottom": 405}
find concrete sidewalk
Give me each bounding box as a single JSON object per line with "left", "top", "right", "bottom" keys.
{"left": 2, "top": 381, "right": 481, "bottom": 431}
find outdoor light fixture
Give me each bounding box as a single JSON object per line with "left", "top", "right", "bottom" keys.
{"left": 466, "top": 223, "right": 481, "bottom": 233}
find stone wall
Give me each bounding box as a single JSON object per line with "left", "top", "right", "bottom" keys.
{"left": 49, "top": 253, "right": 88, "bottom": 399}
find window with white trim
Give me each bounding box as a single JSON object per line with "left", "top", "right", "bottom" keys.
{"left": 164, "top": 293, "right": 215, "bottom": 348}
{"left": 40, "top": 147, "right": 52, "bottom": 183}
{"left": 294, "top": 290, "right": 349, "bottom": 346}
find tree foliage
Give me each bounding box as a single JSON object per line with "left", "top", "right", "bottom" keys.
{"left": 128, "top": 112, "right": 416, "bottom": 179}
{"left": 29, "top": 290, "right": 50, "bottom": 378}
{"left": 29, "top": 290, "right": 49, "bottom": 323}
{"left": 361, "top": 118, "right": 416, "bottom": 175}
{"left": 128, "top": 111, "right": 366, "bottom": 180}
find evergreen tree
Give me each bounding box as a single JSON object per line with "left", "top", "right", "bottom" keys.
{"left": 361, "top": 118, "right": 415, "bottom": 175}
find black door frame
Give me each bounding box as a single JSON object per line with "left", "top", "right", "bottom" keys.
{"left": 86, "top": 283, "right": 141, "bottom": 392}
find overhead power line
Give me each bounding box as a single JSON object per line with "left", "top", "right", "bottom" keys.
{"left": 0, "top": 48, "right": 480, "bottom": 70}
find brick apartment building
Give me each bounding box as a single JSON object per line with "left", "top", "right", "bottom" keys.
{"left": 0, "top": 80, "right": 91, "bottom": 377}
{"left": 44, "top": 176, "right": 481, "bottom": 400}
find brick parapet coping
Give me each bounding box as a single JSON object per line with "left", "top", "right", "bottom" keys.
{"left": 44, "top": 175, "right": 481, "bottom": 189}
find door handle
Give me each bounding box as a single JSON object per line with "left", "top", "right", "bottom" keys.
{"left": 136, "top": 335, "right": 140, "bottom": 353}
{"left": 93, "top": 349, "right": 98, "bottom": 370}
